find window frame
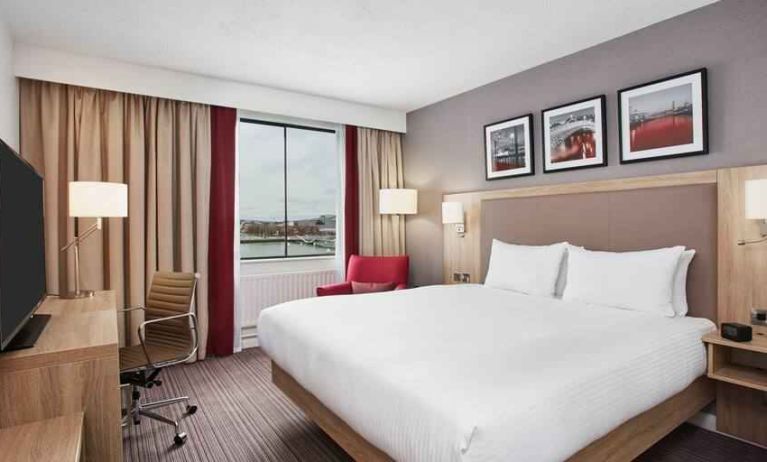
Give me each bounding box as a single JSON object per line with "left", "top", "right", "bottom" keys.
{"left": 238, "top": 117, "right": 339, "bottom": 261}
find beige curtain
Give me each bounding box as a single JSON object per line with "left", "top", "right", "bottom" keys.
{"left": 358, "top": 127, "right": 406, "bottom": 256}
{"left": 19, "top": 79, "right": 211, "bottom": 359}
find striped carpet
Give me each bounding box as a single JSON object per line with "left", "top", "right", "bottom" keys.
{"left": 124, "top": 348, "right": 766, "bottom": 462}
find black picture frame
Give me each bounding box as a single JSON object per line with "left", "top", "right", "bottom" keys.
{"left": 483, "top": 113, "right": 534, "bottom": 181}
{"left": 618, "top": 68, "right": 708, "bottom": 164}
{"left": 541, "top": 95, "right": 608, "bottom": 174}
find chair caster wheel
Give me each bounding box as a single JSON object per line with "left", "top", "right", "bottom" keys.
{"left": 174, "top": 433, "right": 187, "bottom": 446}
{"left": 186, "top": 405, "right": 197, "bottom": 415}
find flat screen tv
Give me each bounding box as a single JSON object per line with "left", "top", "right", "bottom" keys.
{"left": 0, "top": 139, "right": 47, "bottom": 351}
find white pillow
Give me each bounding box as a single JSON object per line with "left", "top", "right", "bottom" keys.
{"left": 484, "top": 240, "right": 567, "bottom": 297}
{"left": 555, "top": 244, "right": 583, "bottom": 297}
{"left": 562, "top": 245, "right": 685, "bottom": 317}
{"left": 672, "top": 249, "right": 695, "bottom": 317}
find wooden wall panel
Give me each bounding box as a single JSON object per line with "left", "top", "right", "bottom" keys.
{"left": 717, "top": 165, "right": 767, "bottom": 335}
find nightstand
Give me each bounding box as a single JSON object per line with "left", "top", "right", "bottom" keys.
{"left": 702, "top": 332, "right": 767, "bottom": 446}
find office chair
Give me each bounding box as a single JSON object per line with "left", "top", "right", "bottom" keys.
{"left": 119, "top": 271, "right": 200, "bottom": 446}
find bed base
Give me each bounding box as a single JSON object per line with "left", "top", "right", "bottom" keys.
{"left": 272, "top": 361, "right": 714, "bottom": 462}
{"left": 272, "top": 362, "right": 392, "bottom": 461}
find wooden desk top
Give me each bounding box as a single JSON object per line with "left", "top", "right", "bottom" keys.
{"left": 0, "top": 291, "right": 118, "bottom": 372}
{"left": 0, "top": 413, "right": 84, "bottom": 462}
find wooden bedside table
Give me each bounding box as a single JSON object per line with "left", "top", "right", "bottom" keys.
{"left": 702, "top": 332, "right": 767, "bottom": 446}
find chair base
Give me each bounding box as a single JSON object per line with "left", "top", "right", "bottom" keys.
{"left": 122, "top": 384, "right": 197, "bottom": 445}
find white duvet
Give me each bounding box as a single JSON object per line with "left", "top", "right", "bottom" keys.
{"left": 258, "top": 285, "right": 715, "bottom": 462}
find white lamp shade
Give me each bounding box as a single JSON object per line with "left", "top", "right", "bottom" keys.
{"left": 745, "top": 179, "right": 767, "bottom": 219}
{"left": 442, "top": 202, "right": 464, "bottom": 224}
{"left": 379, "top": 189, "right": 418, "bottom": 215}
{"left": 69, "top": 181, "right": 128, "bottom": 217}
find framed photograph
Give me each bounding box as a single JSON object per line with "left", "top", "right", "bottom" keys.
{"left": 484, "top": 113, "right": 534, "bottom": 180}
{"left": 541, "top": 95, "right": 607, "bottom": 173}
{"left": 618, "top": 68, "right": 708, "bottom": 164}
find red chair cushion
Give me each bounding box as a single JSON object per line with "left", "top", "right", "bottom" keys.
{"left": 316, "top": 281, "right": 353, "bottom": 297}
{"left": 351, "top": 281, "right": 397, "bottom": 294}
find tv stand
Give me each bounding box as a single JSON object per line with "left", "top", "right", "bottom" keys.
{"left": 2, "top": 314, "right": 50, "bottom": 351}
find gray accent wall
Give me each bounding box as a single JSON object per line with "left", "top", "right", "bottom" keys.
{"left": 403, "top": 0, "right": 767, "bottom": 287}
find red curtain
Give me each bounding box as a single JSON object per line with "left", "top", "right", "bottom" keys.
{"left": 344, "top": 125, "right": 359, "bottom": 266}
{"left": 207, "top": 106, "right": 236, "bottom": 356}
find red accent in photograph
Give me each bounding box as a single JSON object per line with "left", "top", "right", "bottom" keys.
{"left": 630, "top": 115, "right": 693, "bottom": 151}
{"left": 552, "top": 129, "right": 596, "bottom": 162}
{"left": 493, "top": 157, "right": 524, "bottom": 171}
{"left": 491, "top": 125, "right": 526, "bottom": 171}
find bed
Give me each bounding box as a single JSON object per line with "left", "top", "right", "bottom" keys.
{"left": 260, "top": 285, "right": 715, "bottom": 461}
{"left": 260, "top": 171, "right": 724, "bottom": 461}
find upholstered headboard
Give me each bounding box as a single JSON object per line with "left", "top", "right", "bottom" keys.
{"left": 479, "top": 184, "right": 717, "bottom": 321}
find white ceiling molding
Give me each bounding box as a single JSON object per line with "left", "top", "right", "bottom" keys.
{"left": 0, "top": 0, "right": 716, "bottom": 112}
{"left": 13, "top": 44, "right": 406, "bottom": 133}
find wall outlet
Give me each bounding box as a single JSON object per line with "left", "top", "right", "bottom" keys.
{"left": 752, "top": 308, "right": 767, "bottom": 326}
{"left": 452, "top": 272, "right": 471, "bottom": 283}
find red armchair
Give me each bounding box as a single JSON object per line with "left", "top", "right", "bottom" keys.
{"left": 316, "top": 255, "right": 409, "bottom": 296}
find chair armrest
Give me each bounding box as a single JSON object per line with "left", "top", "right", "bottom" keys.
{"left": 394, "top": 283, "right": 408, "bottom": 290}
{"left": 119, "top": 305, "right": 146, "bottom": 313}
{"left": 137, "top": 312, "right": 198, "bottom": 367}
{"left": 316, "top": 282, "right": 353, "bottom": 297}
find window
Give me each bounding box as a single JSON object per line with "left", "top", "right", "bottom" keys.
{"left": 239, "top": 118, "right": 339, "bottom": 259}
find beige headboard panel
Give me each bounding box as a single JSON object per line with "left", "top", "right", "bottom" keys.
{"left": 443, "top": 167, "right": 767, "bottom": 328}
{"left": 479, "top": 184, "right": 717, "bottom": 321}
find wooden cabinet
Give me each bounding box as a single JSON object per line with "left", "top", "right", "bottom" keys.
{"left": 0, "top": 413, "right": 84, "bottom": 462}
{"left": 0, "top": 292, "right": 121, "bottom": 462}
{"left": 703, "top": 332, "right": 767, "bottom": 447}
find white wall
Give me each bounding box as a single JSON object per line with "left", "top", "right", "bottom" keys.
{"left": 13, "top": 44, "right": 406, "bottom": 133}
{"left": 0, "top": 21, "right": 18, "bottom": 150}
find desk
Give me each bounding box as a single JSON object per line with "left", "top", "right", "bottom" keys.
{"left": 0, "top": 292, "right": 121, "bottom": 461}
{"left": 0, "top": 413, "right": 84, "bottom": 462}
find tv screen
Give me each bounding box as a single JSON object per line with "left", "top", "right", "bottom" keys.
{"left": 0, "top": 140, "right": 46, "bottom": 350}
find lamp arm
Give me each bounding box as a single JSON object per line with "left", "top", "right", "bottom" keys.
{"left": 737, "top": 236, "right": 767, "bottom": 246}
{"left": 60, "top": 218, "right": 102, "bottom": 252}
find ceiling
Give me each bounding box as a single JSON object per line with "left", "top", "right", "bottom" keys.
{"left": 0, "top": 0, "right": 716, "bottom": 112}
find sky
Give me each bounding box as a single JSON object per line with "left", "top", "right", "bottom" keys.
{"left": 551, "top": 107, "right": 594, "bottom": 125}
{"left": 629, "top": 83, "right": 692, "bottom": 114}
{"left": 239, "top": 122, "right": 337, "bottom": 221}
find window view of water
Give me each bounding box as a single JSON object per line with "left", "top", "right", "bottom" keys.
{"left": 240, "top": 239, "right": 335, "bottom": 259}
{"left": 239, "top": 119, "right": 338, "bottom": 259}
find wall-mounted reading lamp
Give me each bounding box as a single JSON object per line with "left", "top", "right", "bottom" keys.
{"left": 442, "top": 201, "right": 465, "bottom": 237}
{"left": 738, "top": 178, "right": 767, "bottom": 246}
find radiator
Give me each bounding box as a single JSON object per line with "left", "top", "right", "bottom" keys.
{"left": 239, "top": 269, "right": 340, "bottom": 348}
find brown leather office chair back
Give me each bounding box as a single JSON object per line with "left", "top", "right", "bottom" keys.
{"left": 144, "top": 271, "right": 197, "bottom": 352}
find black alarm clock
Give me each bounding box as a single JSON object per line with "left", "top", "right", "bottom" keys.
{"left": 721, "top": 322, "right": 752, "bottom": 342}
